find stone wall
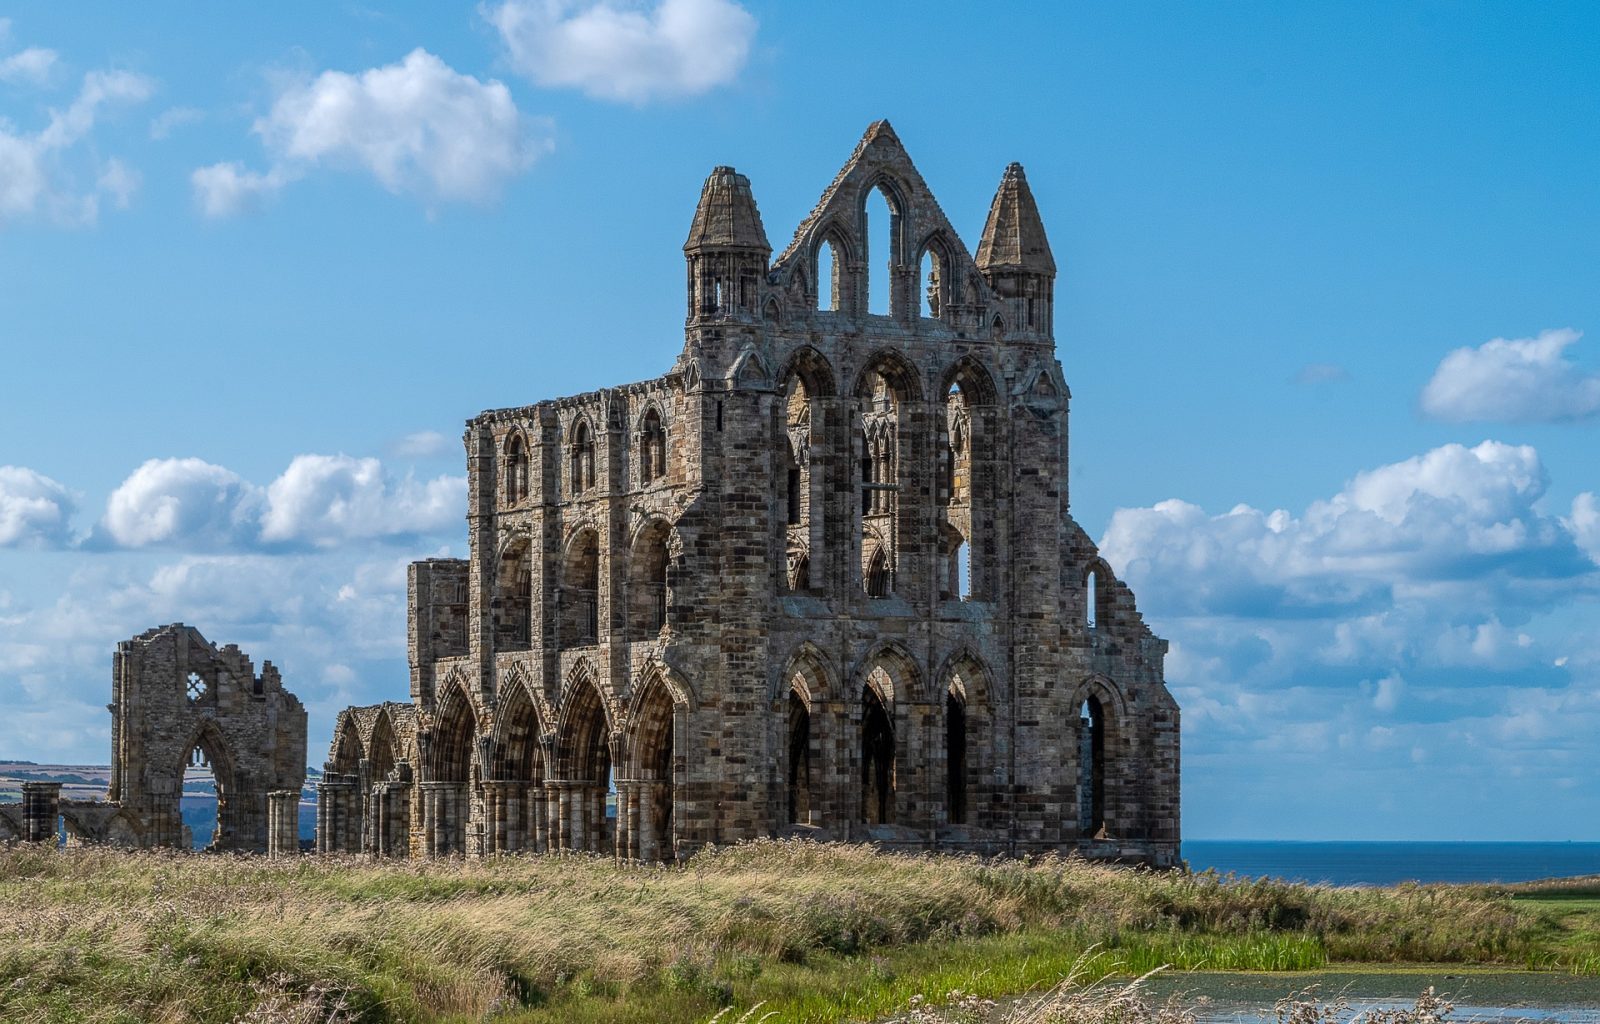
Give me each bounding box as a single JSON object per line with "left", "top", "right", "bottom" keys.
{"left": 322, "top": 121, "right": 1180, "bottom": 866}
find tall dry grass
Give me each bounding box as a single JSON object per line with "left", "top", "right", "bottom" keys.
{"left": 0, "top": 840, "right": 1575, "bottom": 1024}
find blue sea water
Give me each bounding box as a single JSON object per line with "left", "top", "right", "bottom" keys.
{"left": 1182, "top": 840, "right": 1600, "bottom": 886}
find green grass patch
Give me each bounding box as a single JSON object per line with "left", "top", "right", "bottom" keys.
{"left": 1, "top": 843, "right": 1595, "bottom": 1023}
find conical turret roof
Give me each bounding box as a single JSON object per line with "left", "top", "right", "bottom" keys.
{"left": 976, "top": 162, "right": 1055, "bottom": 275}
{"left": 684, "top": 165, "right": 770, "bottom": 253}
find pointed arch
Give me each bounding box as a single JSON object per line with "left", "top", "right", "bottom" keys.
{"left": 491, "top": 680, "right": 546, "bottom": 783}
{"left": 777, "top": 641, "right": 837, "bottom": 706}
{"left": 430, "top": 682, "right": 477, "bottom": 783}
{"left": 917, "top": 231, "right": 959, "bottom": 320}
{"left": 494, "top": 533, "right": 533, "bottom": 651}
{"left": 502, "top": 431, "right": 529, "bottom": 506}
{"left": 779, "top": 345, "right": 838, "bottom": 398}
{"left": 1083, "top": 558, "right": 1115, "bottom": 632}
{"left": 1069, "top": 674, "right": 1128, "bottom": 842}
{"left": 562, "top": 526, "right": 601, "bottom": 646}
{"left": 330, "top": 715, "right": 363, "bottom": 775}
{"left": 183, "top": 718, "right": 238, "bottom": 850}
{"left": 637, "top": 405, "right": 666, "bottom": 486}
{"left": 627, "top": 517, "right": 673, "bottom": 640}
{"left": 555, "top": 667, "right": 614, "bottom": 781}
{"left": 938, "top": 649, "right": 997, "bottom": 828}
{"left": 852, "top": 347, "right": 923, "bottom": 403}
{"left": 568, "top": 415, "right": 597, "bottom": 493}
{"left": 367, "top": 707, "right": 398, "bottom": 782}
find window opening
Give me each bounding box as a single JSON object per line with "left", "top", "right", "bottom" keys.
{"left": 866, "top": 186, "right": 894, "bottom": 315}
{"left": 947, "top": 687, "right": 967, "bottom": 825}
{"left": 1079, "top": 697, "right": 1105, "bottom": 837}
{"left": 860, "top": 683, "right": 895, "bottom": 824}
{"left": 186, "top": 672, "right": 207, "bottom": 702}
{"left": 787, "top": 690, "right": 811, "bottom": 824}
{"left": 1086, "top": 571, "right": 1098, "bottom": 629}
{"left": 816, "top": 239, "right": 837, "bottom": 311}
{"left": 920, "top": 248, "right": 941, "bottom": 319}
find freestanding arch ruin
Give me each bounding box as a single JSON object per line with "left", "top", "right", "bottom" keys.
{"left": 324, "top": 122, "right": 1180, "bottom": 865}
{"left": 1, "top": 624, "right": 307, "bottom": 853}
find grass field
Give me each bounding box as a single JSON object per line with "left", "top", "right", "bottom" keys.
{"left": 0, "top": 841, "right": 1596, "bottom": 1024}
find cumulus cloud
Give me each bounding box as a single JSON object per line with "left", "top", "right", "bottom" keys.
{"left": 0, "top": 550, "right": 420, "bottom": 762}
{"left": 1421, "top": 328, "right": 1600, "bottom": 423}
{"left": 0, "top": 64, "right": 154, "bottom": 225}
{"left": 1103, "top": 438, "right": 1600, "bottom": 836}
{"left": 99, "top": 458, "right": 260, "bottom": 548}
{"left": 96, "top": 454, "right": 464, "bottom": 550}
{"left": 0, "top": 466, "right": 75, "bottom": 547}
{"left": 260, "top": 454, "right": 462, "bottom": 546}
{"left": 485, "top": 0, "right": 757, "bottom": 104}
{"left": 1102, "top": 441, "right": 1590, "bottom": 621}
{"left": 194, "top": 48, "right": 547, "bottom": 217}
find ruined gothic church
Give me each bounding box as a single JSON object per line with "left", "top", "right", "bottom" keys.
{"left": 318, "top": 122, "right": 1180, "bottom": 866}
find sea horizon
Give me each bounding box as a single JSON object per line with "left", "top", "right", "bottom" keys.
{"left": 1183, "top": 839, "right": 1600, "bottom": 886}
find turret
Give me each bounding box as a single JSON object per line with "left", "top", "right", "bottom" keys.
{"left": 976, "top": 162, "right": 1056, "bottom": 337}
{"left": 684, "top": 165, "right": 771, "bottom": 324}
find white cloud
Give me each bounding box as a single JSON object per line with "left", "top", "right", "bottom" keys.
{"left": 1372, "top": 672, "right": 1404, "bottom": 712}
{"left": 1567, "top": 492, "right": 1600, "bottom": 564}
{"left": 95, "top": 454, "right": 464, "bottom": 550}
{"left": 0, "top": 65, "right": 154, "bottom": 225}
{"left": 0, "top": 466, "right": 75, "bottom": 547}
{"left": 393, "top": 430, "right": 452, "bottom": 458}
{"left": 1293, "top": 362, "right": 1348, "bottom": 386}
{"left": 191, "top": 161, "right": 294, "bottom": 218}
{"left": 486, "top": 0, "right": 756, "bottom": 104}
{"left": 260, "top": 454, "right": 463, "bottom": 546}
{"left": 194, "top": 48, "right": 547, "bottom": 217}
{"left": 100, "top": 458, "right": 260, "bottom": 548}
{"left": 1421, "top": 328, "right": 1600, "bottom": 423}
{"left": 148, "top": 105, "right": 203, "bottom": 140}
{"left": 0, "top": 550, "right": 420, "bottom": 763}
{"left": 1101, "top": 441, "right": 1588, "bottom": 621}
{"left": 0, "top": 46, "right": 58, "bottom": 87}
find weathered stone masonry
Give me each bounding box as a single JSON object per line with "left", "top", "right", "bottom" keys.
{"left": 0, "top": 624, "right": 307, "bottom": 854}
{"left": 320, "top": 122, "right": 1181, "bottom": 865}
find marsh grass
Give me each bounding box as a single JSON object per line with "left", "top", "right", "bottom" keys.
{"left": 0, "top": 841, "right": 1587, "bottom": 1024}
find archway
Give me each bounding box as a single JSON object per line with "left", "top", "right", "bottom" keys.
{"left": 427, "top": 686, "right": 475, "bottom": 855}
{"left": 557, "top": 674, "right": 613, "bottom": 853}
{"left": 946, "top": 685, "right": 968, "bottom": 825}
{"left": 787, "top": 690, "right": 811, "bottom": 824}
{"left": 1079, "top": 696, "right": 1106, "bottom": 838}
{"left": 628, "top": 676, "right": 676, "bottom": 862}
{"left": 183, "top": 722, "right": 237, "bottom": 851}
{"left": 860, "top": 671, "right": 895, "bottom": 825}
{"left": 490, "top": 684, "right": 547, "bottom": 853}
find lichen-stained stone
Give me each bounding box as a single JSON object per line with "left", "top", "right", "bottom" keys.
{"left": 324, "top": 121, "right": 1180, "bottom": 866}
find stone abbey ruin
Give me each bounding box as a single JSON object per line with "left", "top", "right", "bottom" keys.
{"left": 0, "top": 624, "right": 306, "bottom": 854}
{"left": 1, "top": 122, "right": 1178, "bottom": 865}
{"left": 319, "top": 122, "right": 1180, "bottom": 866}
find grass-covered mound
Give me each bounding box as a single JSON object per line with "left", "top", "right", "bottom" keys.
{"left": 0, "top": 840, "right": 1594, "bottom": 1024}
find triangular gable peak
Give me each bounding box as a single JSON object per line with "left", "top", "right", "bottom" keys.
{"left": 771, "top": 121, "right": 995, "bottom": 326}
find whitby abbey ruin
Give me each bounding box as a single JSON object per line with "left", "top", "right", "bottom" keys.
{"left": 318, "top": 122, "right": 1180, "bottom": 866}
{"left": 0, "top": 624, "right": 306, "bottom": 854}
{"left": 1, "top": 122, "right": 1179, "bottom": 866}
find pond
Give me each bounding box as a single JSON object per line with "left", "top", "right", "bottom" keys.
{"left": 1137, "top": 971, "right": 1600, "bottom": 1024}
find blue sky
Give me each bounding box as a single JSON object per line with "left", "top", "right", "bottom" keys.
{"left": 2, "top": 2, "right": 1598, "bottom": 840}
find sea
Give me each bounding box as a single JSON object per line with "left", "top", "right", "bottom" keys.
{"left": 1182, "top": 840, "right": 1600, "bottom": 886}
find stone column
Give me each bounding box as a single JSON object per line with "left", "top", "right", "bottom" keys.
{"left": 638, "top": 781, "right": 656, "bottom": 864}
{"left": 21, "top": 781, "right": 61, "bottom": 844}
{"left": 315, "top": 774, "right": 359, "bottom": 854}
{"left": 267, "top": 790, "right": 299, "bottom": 857}
{"left": 482, "top": 781, "right": 501, "bottom": 855}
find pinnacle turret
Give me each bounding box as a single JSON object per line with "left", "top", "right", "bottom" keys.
{"left": 976, "top": 162, "right": 1055, "bottom": 276}
{"left": 684, "top": 165, "right": 770, "bottom": 254}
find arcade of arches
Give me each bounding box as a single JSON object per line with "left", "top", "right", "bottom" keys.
{"left": 320, "top": 122, "right": 1180, "bottom": 866}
